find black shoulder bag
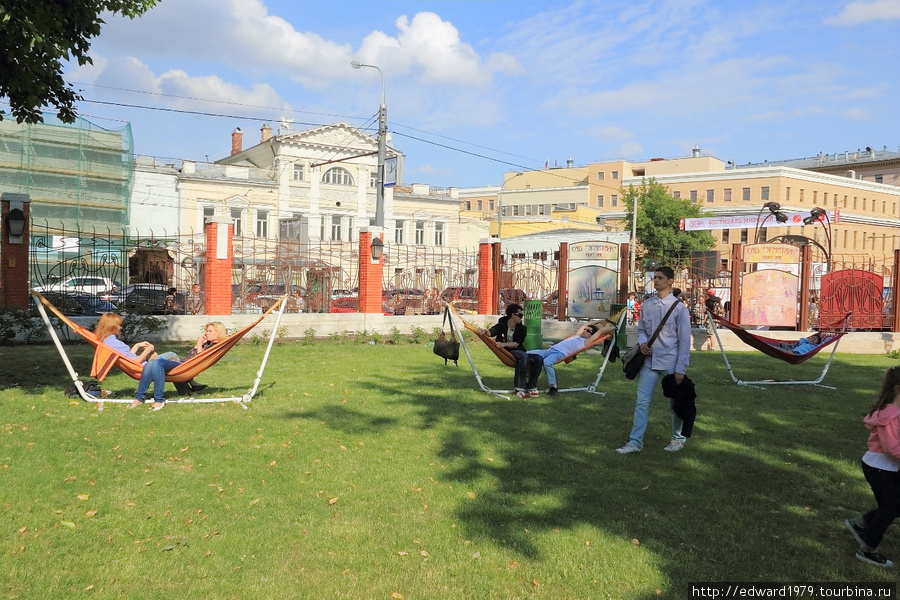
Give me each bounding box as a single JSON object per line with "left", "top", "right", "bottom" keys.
{"left": 433, "top": 306, "right": 460, "bottom": 366}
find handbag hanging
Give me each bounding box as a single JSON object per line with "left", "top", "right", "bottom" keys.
{"left": 433, "top": 306, "right": 460, "bottom": 366}
{"left": 622, "top": 300, "right": 680, "bottom": 380}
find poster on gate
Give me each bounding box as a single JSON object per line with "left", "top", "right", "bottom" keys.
{"left": 566, "top": 265, "right": 618, "bottom": 319}
{"left": 740, "top": 269, "right": 799, "bottom": 327}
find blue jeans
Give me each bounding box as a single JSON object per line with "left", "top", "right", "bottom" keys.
{"left": 627, "top": 364, "right": 685, "bottom": 449}
{"left": 860, "top": 461, "right": 900, "bottom": 550}
{"left": 526, "top": 348, "right": 566, "bottom": 387}
{"left": 511, "top": 350, "right": 543, "bottom": 391}
{"left": 135, "top": 352, "right": 181, "bottom": 403}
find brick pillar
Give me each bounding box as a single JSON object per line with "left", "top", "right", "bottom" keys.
{"left": 477, "top": 241, "right": 494, "bottom": 314}
{"left": 730, "top": 243, "right": 743, "bottom": 323}
{"left": 557, "top": 242, "right": 568, "bottom": 321}
{"left": 204, "top": 217, "right": 233, "bottom": 315}
{"left": 358, "top": 228, "right": 384, "bottom": 313}
{"left": 1, "top": 193, "right": 30, "bottom": 310}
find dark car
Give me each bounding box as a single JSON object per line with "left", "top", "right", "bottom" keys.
{"left": 121, "top": 287, "right": 186, "bottom": 314}
{"left": 499, "top": 288, "right": 527, "bottom": 312}
{"left": 35, "top": 292, "right": 117, "bottom": 316}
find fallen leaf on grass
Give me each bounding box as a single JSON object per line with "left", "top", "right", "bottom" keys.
{"left": 466, "top": 491, "right": 477, "bottom": 499}
{"left": 419, "top": 550, "right": 429, "bottom": 557}
{"left": 397, "top": 551, "right": 408, "bottom": 556}
{"left": 391, "top": 593, "right": 404, "bottom": 599}
{"left": 249, "top": 498, "right": 260, "bottom": 506}
{"left": 269, "top": 460, "right": 277, "bottom": 467}
{"left": 85, "top": 509, "right": 98, "bottom": 517}
{"left": 17, "top": 526, "right": 26, "bottom": 534}
{"left": 60, "top": 521, "right": 75, "bottom": 529}
{"left": 631, "top": 538, "right": 640, "bottom": 546}
{"left": 144, "top": 481, "right": 153, "bottom": 486}
{"left": 328, "top": 497, "right": 338, "bottom": 505}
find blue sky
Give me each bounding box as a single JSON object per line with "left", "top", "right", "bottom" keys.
{"left": 62, "top": 0, "right": 900, "bottom": 188}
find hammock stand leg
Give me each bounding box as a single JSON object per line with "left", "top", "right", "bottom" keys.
{"left": 449, "top": 309, "right": 511, "bottom": 399}
{"left": 33, "top": 292, "right": 105, "bottom": 406}
{"left": 708, "top": 316, "right": 840, "bottom": 389}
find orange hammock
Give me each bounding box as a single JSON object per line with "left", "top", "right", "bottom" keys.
{"left": 453, "top": 306, "right": 623, "bottom": 367}
{"left": 34, "top": 292, "right": 286, "bottom": 383}
{"left": 709, "top": 312, "right": 851, "bottom": 365}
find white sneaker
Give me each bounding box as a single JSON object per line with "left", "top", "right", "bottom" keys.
{"left": 615, "top": 443, "right": 641, "bottom": 454}
{"left": 663, "top": 440, "right": 684, "bottom": 452}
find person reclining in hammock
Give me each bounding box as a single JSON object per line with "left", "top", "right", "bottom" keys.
{"left": 527, "top": 320, "right": 618, "bottom": 396}
{"left": 171, "top": 321, "right": 226, "bottom": 395}
{"left": 777, "top": 333, "right": 822, "bottom": 355}
{"left": 95, "top": 313, "right": 171, "bottom": 410}
{"left": 478, "top": 303, "right": 543, "bottom": 399}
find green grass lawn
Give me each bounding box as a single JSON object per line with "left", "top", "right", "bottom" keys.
{"left": 1, "top": 338, "right": 897, "bottom": 599}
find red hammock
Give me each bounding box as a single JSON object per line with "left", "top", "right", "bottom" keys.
{"left": 34, "top": 292, "right": 286, "bottom": 382}
{"left": 709, "top": 312, "right": 851, "bottom": 365}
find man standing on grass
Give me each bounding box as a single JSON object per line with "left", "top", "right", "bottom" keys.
{"left": 616, "top": 266, "right": 692, "bottom": 455}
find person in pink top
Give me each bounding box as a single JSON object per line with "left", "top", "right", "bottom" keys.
{"left": 845, "top": 365, "right": 900, "bottom": 568}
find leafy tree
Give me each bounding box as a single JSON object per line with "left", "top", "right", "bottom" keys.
{"left": 621, "top": 178, "right": 716, "bottom": 267}
{"left": 0, "top": 0, "right": 158, "bottom": 124}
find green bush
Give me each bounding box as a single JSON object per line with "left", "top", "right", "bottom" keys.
{"left": 302, "top": 327, "right": 317, "bottom": 345}
{"left": 411, "top": 326, "right": 429, "bottom": 344}
{"left": 388, "top": 326, "right": 403, "bottom": 345}
{"left": 0, "top": 306, "right": 65, "bottom": 345}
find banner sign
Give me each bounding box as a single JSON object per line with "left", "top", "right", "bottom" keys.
{"left": 568, "top": 241, "right": 619, "bottom": 261}
{"left": 680, "top": 210, "right": 839, "bottom": 231}
{"left": 742, "top": 244, "right": 801, "bottom": 264}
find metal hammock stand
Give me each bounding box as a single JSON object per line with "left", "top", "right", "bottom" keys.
{"left": 33, "top": 291, "right": 288, "bottom": 409}
{"left": 447, "top": 305, "right": 627, "bottom": 399}
{"left": 707, "top": 311, "right": 852, "bottom": 389}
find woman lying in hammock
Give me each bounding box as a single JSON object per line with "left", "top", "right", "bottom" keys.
{"left": 172, "top": 322, "right": 226, "bottom": 395}
{"left": 95, "top": 313, "right": 169, "bottom": 410}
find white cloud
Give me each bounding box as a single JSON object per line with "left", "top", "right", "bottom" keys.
{"left": 825, "top": 0, "right": 900, "bottom": 25}
{"left": 844, "top": 107, "right": 871, "bottom": 120}
{"left": 356, "top": 12, "right": 522, "bottom": 87}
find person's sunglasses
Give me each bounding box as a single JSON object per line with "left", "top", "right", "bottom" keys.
{"left": 514, "top": 313, "right": 524, "bottom": 317}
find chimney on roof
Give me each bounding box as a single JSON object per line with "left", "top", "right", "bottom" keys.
{"left": 231, "top": 128, "right": 243, "bottom": 156}
{"left": 692, "top": 146, "right": 701, "bottom": 158}
{"left": 260, "top": 124, "right": 272, "bottom": 143}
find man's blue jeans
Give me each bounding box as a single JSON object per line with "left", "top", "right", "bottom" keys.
{"left": 627, "top": 364, "right": 685, "bottom": 449}
{"left": 135, "top": 352, "right": 181, "bottom": 403}
{"left": 526, "top": 348, "right": 566, "bottom": 387}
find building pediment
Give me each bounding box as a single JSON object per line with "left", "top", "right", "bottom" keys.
{"left": 280, "top": 122, "right": 379, "bottom": 153}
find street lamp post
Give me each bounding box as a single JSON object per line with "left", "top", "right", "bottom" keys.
{"left": 351, "top": 61, "right": 386, "bottom": 228}
{"left": 753, "top": 202, "right": 788, "bottom": 244}
{"left": 803, "top": 208, "right": 832, "bottom": 271}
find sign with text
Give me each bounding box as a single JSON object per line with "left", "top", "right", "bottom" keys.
{"left": 568, "top": 241, "right": 619, "bottom": 261}
{"left": 681, "top": 210, "right": 839, "bottom": 231}
{"left": 742, "top": 243, "right": 801, "bottom": 264}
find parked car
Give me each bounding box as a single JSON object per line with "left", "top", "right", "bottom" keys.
{"left": 120, "top": 286, "right": 186, "bottom": 314}
{"left": 33, "top": 292, "right": 117, "bottom": 316}
{"left": 33, "top": 276, "right": 121, "bottom": 296}
{"left": 329, "top": 295, "right": 392, "bottom": 316}
{"left": 441, "top": 286, "right": 478, "bottom": 312}
{"left": 108, "top": 283, "right": 169, "bottom": 305}
{"left": 499, "top": 288, "right": 527, "bottom": 312}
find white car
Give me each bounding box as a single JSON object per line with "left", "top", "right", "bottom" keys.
{"left": 33, "top": 276, "right": 121, "bottom": 296}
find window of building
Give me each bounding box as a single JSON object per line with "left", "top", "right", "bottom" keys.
{"left": 761, "top": 186, "right": 769, "bottom": 201}
{"left": 673, "top": 191, "right": 681, "bottom": 199}
{"left": 597, "top": 172, "right": 605, "bottom": 181}
{"left": 799, "top": 189, "right": 805, "bottom": 202}
{"left": 488, "top": 199, "right": 495, "bottom": 211}
{"left": 823, "top": 192, "right": 828, "bottom": 205}
{"left": 476, "top": 200, "right": 483, "bottom": 211}
{"left": 863, "top": 197, "right": 867, "bottom": 210}
{"left": 434, "top": 222, "right": 444, "bottom": 246}
{"left": 256, "top": 210, "right": 268, "bottom": 238}
{"left": 722, "top": 230, "right": 730, "bottom": 244}
{"left": 875, "top": 174, "right": 884, "bottom": 184}
{"left": 331, "top": 215, "right": 342, "bottom": 241}
{"left": 539, "top": 204, "right": 547, "bottom": 215}
{"left": 853, "top": 197, "right": 858, "bottom": 209}
{"left": 611, "top": 170, "right": 619, "bottom": 179}
{"left": 322, "top": 167, "right": 354, "bottom": 186}
{"left": 813, "top": 190, "right": 818, "bottom": 204}
{"left": 293, "top": 163, "right": 304, "bottom": 181}
{"left": 525, "top": 204, "right": 533, "bottom": 216}
{"left": 415, "top": 220, "right": 426, "bottom": 245}
{"left": 203, "top": 206, "right": 215, "bottom": 225}
{"left": 611, "top": 194, "right": 618, "bottom": 207}
{"left": 742, "top": 187, "right": 750, "bottom": 201}
{"left": 369, "top": 171, "right": 378, "bottom": 188}
{"left": 707, "top": 189, "right": 714, "bottom": 203}
{"left": 759, "top": 228, "right": 767, "bottom": 242}
{"left": 690, "top": 190, "right": 698, "bottom": 202}
{"left": 597, "top": 194, "right": 604, "bottom": 207}
{"left": 231, "top": 208, "right": 242, "bottom": 236}
{"left": 395, "top": 219, "right": 405, "bottom": 244}
{"left": 740, "top": 228, "right": 748, "bottom": 244}
{"left": 512, "top": 205, "right": 520, "bottom": 216}
{"left": 464, "top": 200, "right": 471, "bottom": 211}
{"left": 785, "top": 187, "right": 790, "bottom": 201}
{"left": 724, "top": 188, "right": 732, "bottom": 202}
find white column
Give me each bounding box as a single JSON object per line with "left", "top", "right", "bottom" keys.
{"left": 308, "top": 165, "right": 322, "bottom": 241}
